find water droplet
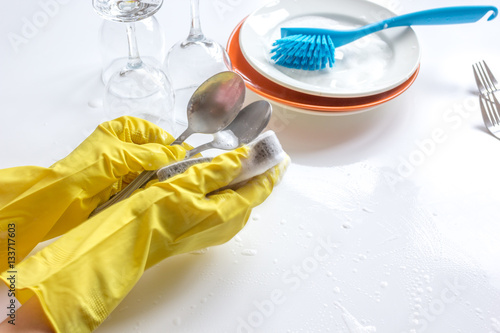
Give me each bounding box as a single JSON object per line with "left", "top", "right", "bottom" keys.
{"left": 333, "top": 286, "right": 341, "bottom": 293}
{"left": 88, "top": 98, "right": 103, "bottom": 108}
{"left": 299, "top": 224, "right": 305, "bottom": 230}
{"left": 252, "top": 214, "right": 261, "bottom": 221}
{"left": 342, "top": 222, "right": 352, "bottom": 229}
{"left": 280, "top": 219, "right": 286, "bottom": 225}
{"left": 380, "top": 281, "right": 388, "bottom": 288}
{"left": 327, "top": 271, "right": 333, "bottom": 277}
{"left": 201, "top": 297, "right": 208, "bottom": 304}
{"left": 241, "top": 249, "right": 257, "bottom": 256}
{"left": 306, "top": 232, "right": 313, "bottom": 238}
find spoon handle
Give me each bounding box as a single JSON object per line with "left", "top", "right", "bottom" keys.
{"left": 172, "top": 128, "right": 193, "bottom": 146}
{"left": 185, "top": 141, "right": 214, "bottom": 159}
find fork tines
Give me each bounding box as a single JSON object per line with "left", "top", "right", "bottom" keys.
{"left": 481, "top": 95, "right": 500, "bottom": 126}
{"left": 473, "top": 60, "right": 499, "bottom": 97}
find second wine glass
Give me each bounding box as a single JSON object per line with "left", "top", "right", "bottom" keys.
{"left": 164, "top": 0, "right": 232, "bottom": 125}
{"left": 94, "top": 0, "right": 175, "bottom": 133}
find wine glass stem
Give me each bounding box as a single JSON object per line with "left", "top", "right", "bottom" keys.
{"left": 126, "top": 22, "right": 143, "bottom": 69}
{"left": 187, "top": 0, "right": 204, "bottom": 41}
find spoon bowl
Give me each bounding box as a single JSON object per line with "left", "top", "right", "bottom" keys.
{"left": 186, "top": 100, "right": 272, "bottom": 158}
{"left": 172, "top": 71, "right": 246, "bottom": 144}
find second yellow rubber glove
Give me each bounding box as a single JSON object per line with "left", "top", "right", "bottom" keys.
{"left": 2, "top": 146, "right": 289, "bottom": 332}
{"left": 0, "top": 116, "right": 187, "bottom": 272}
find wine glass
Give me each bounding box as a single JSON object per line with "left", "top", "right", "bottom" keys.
{"left": 164, "top": 0, "right": 232, "bottom": 125}
{"left": 99, "top": 16, "right": 166, "bottom": 85}
{"left": 93, "top": 0, "right": 175, "bottom": 133}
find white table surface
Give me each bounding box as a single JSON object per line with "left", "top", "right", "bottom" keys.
{"left": 2, "top": 0, "right": 500, "bottom": 332}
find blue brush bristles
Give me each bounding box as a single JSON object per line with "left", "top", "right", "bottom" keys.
{"left": 270, "top": 34, "right": 335, "bottom": 71}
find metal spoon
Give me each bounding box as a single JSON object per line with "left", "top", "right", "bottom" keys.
{"left": 185, "top": 100, "right": 272, "bottom": 158}
{"left": 172, "top": 71, "right": 246, "bottom": 144}
{"left": 90, "top": 71, "right": 245, "bottom": 217}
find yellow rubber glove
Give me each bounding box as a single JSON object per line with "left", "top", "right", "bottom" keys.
{"left": 1, "top": 146, "right": 289, "bottom": 333}
{"left": 0, "top": 117, "right": 187, "bottom": 272}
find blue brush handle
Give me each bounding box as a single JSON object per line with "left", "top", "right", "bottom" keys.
{"left": 281, "top": 6, "right": 498, "bottom": 47}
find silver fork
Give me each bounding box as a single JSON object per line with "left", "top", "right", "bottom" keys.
{"left": 473, "top": 61, "right": 500, "bottom": 140}
{"left": 473, "top": 60, "right": 499, "bottom": 98}
{"left": 479, "top": 94, "right": 500, "bottom": 140}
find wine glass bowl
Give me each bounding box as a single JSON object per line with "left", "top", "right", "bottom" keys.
{"left": 93, "top": 0, "right": 163, "bottom": 22}
{"left": 166, "top": 36, "right": 232, "bottom": 91}
{"left": 104, "top": 63, "right": 174, "bottom": 128}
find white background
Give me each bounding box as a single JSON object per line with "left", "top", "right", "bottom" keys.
{"left": 1, "top": 0, "right": 500, "bottom": 332}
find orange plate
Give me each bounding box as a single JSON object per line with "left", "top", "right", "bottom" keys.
{"left": 227, "top": 19, "right": 420, "bottom": 113}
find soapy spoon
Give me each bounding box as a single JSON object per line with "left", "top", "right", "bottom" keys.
{"left": 90, "top": 71, "right": 245, "bottom": 216}
{"left": 172, "top": 71, "right": 246, "bottom": 144}
{"left": 185, "top": 100, "right": 272, "bottom": 158}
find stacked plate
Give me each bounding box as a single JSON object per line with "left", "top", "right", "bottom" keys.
{"left": 227, "top": 0, "right": 421, "bottom": 116}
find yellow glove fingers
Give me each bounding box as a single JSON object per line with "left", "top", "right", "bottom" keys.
{"left": 99, "top": 116, "right": 175, "bottom": 146}
{"left": 103, "top": 142, "right": 187, "bottom": 176}
{"left": 99, "top": 116, "right": 187, "bottom": 173}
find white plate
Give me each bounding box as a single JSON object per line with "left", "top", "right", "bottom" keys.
{"left": 239, "top": 0, "right": 421, "bottom": 98}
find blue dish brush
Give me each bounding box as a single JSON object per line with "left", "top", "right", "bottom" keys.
{"left": 270, "top": 5, "right": 498, "bottom": 71}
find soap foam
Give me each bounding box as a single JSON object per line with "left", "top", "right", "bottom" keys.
{"left": 229, "top": 130, "right": 286, "bottom": 186}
